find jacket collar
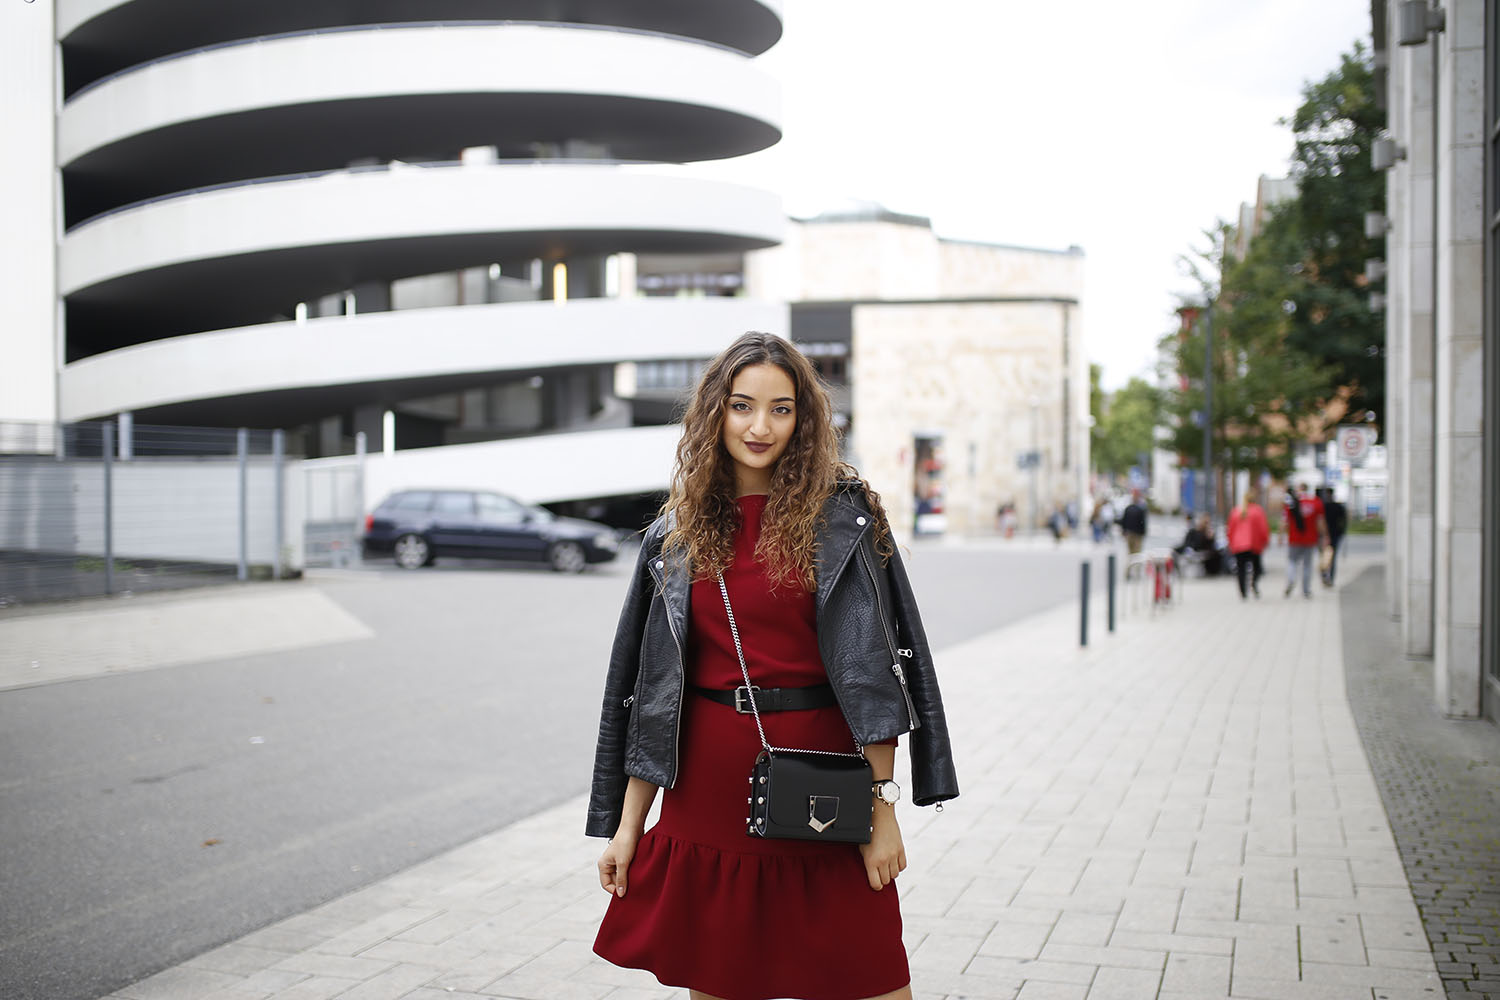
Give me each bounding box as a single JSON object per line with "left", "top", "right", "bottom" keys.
{"left": 650, "top": 490, "right": 874, "bottom": 622}
{"left": 814, "top": 493, "right": 874, "bottom": 611}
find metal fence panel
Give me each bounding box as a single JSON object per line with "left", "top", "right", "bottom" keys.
{"left": 0, "top": 420, "right": 298, "bottom": 607}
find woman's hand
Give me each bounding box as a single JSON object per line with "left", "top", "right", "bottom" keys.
{"left": 859, "top": 803, "right": 907, "bottom": 891}
{"left": 598, "top": 776, "right": 659, "bottom": 898}
{"left": 598, "top": 826, "right": 641, "bottom": 898}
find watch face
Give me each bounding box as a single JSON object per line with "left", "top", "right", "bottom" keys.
{"left": 875, "top": 781, "right": 901, "bottom": 804}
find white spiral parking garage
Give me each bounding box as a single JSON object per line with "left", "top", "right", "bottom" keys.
{"left": 26, "top": 0, "right": 789, "bottom": 518}
{"left": 60, "top": 298, "right": 788, "bottom": 424}
{"left": 61, "top": 165, "right": 784, "bottom": 338}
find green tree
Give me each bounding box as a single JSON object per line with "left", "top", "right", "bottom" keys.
{"left": 1094, "top": 376, "right": 1162, "bottom": 480}
{"left": 1159, "top": 41, "right": 1384, "bottom": 500}
{"left": 1160, "top": 223, "right": 1328, "bottom": 486}
{"left": 1088, "top": 362, "right": 1106, "bottom": 463}
{"left": 1279, "top": 43, "right": 1386, "bottom": 421}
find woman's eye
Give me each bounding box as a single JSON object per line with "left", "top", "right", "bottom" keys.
{"left": 730, "top": 402, "right": 750, "bottom": 411}
{"left": 774, "top": 406, "right": 793, "bottom": 415}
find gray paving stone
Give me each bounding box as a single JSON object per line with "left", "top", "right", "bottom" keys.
{"left": 1302, "top": 916, "right": 1369, "bottom": 966}
{"left": 1230, "top": 926, "right": 1299, "bottom": 980}
{"left": 184, "top": 944, "right": 297, "bottom": 977}
{"left": 1050, "top": 913, "right": 1118, "bottom": 947}
{"left": 1016, "top": 981, "right": 1089, "bottom": 1000}
{"left": 910, "top": 933, "right": 990, "bottom": 972}
{"left": 333, "top": 962, "right": 440, "bottom": 1000}
{"left": 1039, "top": 943, "right": 1164, "bottom": 972}
{"left": 978, "top": 921, "right": 1054, "bottom": 960}
{"left": 963, "top": 957, "right": 1096, "bottom": 986}
{"left": 114, "top": 967, "right": 245, "bottom": 1000}
{"left": 263, "top": 978, "right": 364, "bottom": 1000}
{"left": 1085, "top": 966, "right": 1163, "bottom": 999}
{"left": 269, "top": 953, "right": 396, "bottom": 982}
{"left": 1158, "top": 952, "right": 1230, "bottom": 995}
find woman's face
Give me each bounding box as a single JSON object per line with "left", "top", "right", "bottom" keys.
{"left": 721, "top": 362, "right": 797, "bottom": 494}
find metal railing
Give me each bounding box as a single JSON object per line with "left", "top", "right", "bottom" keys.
{"left": 0, "top": 420, "right": 295, "bottom": 607}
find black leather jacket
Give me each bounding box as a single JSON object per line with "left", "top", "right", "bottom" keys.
{"left": 586, "top": 485, "right": 959, "bottom": 838}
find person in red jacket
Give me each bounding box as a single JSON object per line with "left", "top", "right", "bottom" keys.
{"left": 1227, "top": 489, "right": 1270, "bottom": 599}
{"left": 1282, "top": 482, "right": 1327, "bottom": 598}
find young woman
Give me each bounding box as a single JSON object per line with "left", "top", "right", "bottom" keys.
{"left": 587, "top": 333, "right": 959, "bottom": 1000}
{"left": 1227, "top": 489, "right": 1270, "bottom": 599}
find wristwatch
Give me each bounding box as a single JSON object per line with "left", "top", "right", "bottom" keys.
{"left": 871, "top": 779, "right": 901, "bottom": 805}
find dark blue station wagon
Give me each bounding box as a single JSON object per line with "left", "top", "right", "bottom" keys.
{"left": 362, "top": 489, "right": 620, "bottom": 572}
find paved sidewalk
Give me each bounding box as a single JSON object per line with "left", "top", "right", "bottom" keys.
{"left": 1341, "top": 566, "right": 1500, "bottom": 999}
{"left": 102, "top": 552, "right": 1443, "bottom": 1000}
{"left": 0, "top": 585, "right": 372, "bottom": 691}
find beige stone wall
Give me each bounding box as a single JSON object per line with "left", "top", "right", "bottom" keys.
{"left": 745, "top": 220, "right": 1084, "bottom": 303}
{"left": 936, "top": 241, "right": 1084, "bottom": 301}
{"left": 849, "top": 302, "right": 1078, "bottom": 541}
{"left": 745, "top": 221, "right": 940, "bottom": 301}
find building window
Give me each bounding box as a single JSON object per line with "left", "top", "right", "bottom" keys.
{"left": 797, "top": 341, "right": 850, "bottom": 383}
{"left": 635, "top": 359, "right": 704, "bottom": 391}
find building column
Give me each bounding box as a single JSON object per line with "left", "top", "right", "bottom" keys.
{"left": 1385, "top": 29, "right": 1408, "bottom": 623}
{"left": 1397, "top": 37, "right": 1437, "bottom": 658}
{"left": 1432, "top": 0, "right": 1486, "bottom": 717}
{"left": 0, "top": 0, "right": 59, "bottom": 424}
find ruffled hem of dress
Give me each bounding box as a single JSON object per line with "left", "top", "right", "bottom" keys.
{"left": 593, "top": 829, "right": 908, "bottom": 1000}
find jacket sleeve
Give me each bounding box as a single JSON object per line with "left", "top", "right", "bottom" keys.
{"left": 585, "top": 531, "right": 657, "bottom": 838}
{"left": 884, "top": 544, "right": 960, "bottom": 807}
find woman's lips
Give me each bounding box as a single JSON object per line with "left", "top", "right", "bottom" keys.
{"left": 745, "top": 442, "right": 772, "bottom": 453}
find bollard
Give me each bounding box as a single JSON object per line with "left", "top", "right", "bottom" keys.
{"left": 102, "top": 422, "right": 114, "bottom": 595}
{"left": 1107, "top": 552, "right": 1117, "bottom": 633}
{"left": 1080, "top": 560, "right": 1091, "bottom": 647}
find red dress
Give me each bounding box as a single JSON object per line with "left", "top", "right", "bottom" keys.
{"left": 593, "top": 494, "right": 908, "bottom": 1000}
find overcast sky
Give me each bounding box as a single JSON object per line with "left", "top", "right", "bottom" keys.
{"left": 692, "top": 0, "right": 1374, "bottom": 391}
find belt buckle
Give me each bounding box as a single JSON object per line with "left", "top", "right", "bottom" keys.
{"left": 734, "top": 685, "right": 762, "bottom": 714}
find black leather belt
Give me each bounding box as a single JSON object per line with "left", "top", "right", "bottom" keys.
{"left": 692, "top": 684, "right": 838, "bottom": 714}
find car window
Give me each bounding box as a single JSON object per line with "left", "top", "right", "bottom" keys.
{"left": 433, "top": 492, "right": 475, "bottom": 516}
{"left": 389, "top": 491, "right": 433, "bottom": 511}
{"left": 475, "top": 493, "right": 526, "bottom": 524}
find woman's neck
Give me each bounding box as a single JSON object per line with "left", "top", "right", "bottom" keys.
{"left": 734, "top": 472, "right": 772, "bottom": 497}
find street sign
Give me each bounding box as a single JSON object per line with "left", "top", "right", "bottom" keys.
{"left": 1016, "top": 450, "right": 1041, "bottom": 470}
{"left": 1337, "top": 426, "right": 1375, "bottom": 463}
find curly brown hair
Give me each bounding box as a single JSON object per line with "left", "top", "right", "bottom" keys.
{"left": 661, "top": 332, "right": 892, "bottom": 589}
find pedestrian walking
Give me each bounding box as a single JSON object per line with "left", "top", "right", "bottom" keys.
{"left": 1118, "top": 490, "right": 1148, "bottom": 555}
{"left": 1282, "top": 482, "right": 1327, "bottom": 598}
{"left": 1317, "top": 486, "right": 1348, "bottom": 587}
{"left": 1091, "top": 495, "right": 1115, "bottom": 544}
{"left": 1227, "top": 489, "right": 1270, "bottom": 599}
{"left": 587, "top": 332, "right": 959, "bottom": 1000}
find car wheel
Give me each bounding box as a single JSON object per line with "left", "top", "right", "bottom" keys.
{"left": 393, "top": 533, "right": 432, "bottom": 569}
{"left": 548, "top": 541, "right": 587, "bottom": 573}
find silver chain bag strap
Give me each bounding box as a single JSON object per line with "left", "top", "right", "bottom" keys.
{"left": 718, "top": 573, "right": 873, "bottom": 844}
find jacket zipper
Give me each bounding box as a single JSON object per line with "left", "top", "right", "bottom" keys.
{"left": 649, "top": 559, "right": 688, "bottom": 788}
{"left": 858, "top": 545, "right": 918, "bottom": 729}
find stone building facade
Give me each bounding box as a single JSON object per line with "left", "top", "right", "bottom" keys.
{"left": 1373, "top": 0, "right": 1496, "bottom": 718}
{"left": 745, "top": 206, "right": 1087, "bottom": 540}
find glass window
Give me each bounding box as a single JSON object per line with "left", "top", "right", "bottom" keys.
{"left": 433, "top": 492, "right": 475, "bottom": 516}
{"left": 475, "top": 493, "right": 526, "bottom": 524}
{"left": 390, "top": 491, "right": 434, "bottom": 511}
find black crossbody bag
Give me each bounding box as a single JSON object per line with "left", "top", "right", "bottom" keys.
{"left": 717, "top": 574, "right": 873, "bottom": 844}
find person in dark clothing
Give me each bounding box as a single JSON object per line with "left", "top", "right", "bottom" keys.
{"left": 1117, "top": 491, "right": 1148, "bottom": 555}
{"left": 1317, "top": 487, "right": 1348, "bottom": 586}
{"left": 1174, "top": 513, "right": 1224, "bottom": 576}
